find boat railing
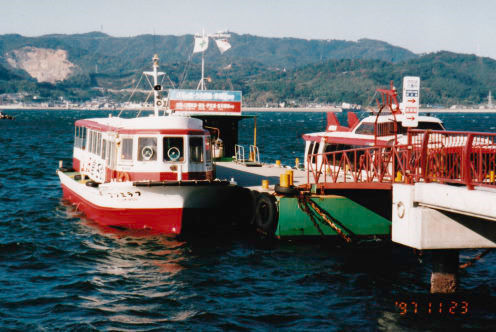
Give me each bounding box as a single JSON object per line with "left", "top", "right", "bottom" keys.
{"left": 249, "top": 145, "right": 260, "bottom": 164}
{"left": 234, "top": 144, "right": 245, "bottom": 163}
{"left": 305, "top": 129, "right": 496, "bottom": 192}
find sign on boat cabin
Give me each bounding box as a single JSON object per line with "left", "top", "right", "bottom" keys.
{"left": 168, "top": 89, "right": 242, "bottom": 114}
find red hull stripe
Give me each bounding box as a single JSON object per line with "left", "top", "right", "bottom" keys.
{"left": 109, "top": 171, "right": 210, "bottom": 181}
{"left": 61, "top": 184, "right": 182, "bottom": 234}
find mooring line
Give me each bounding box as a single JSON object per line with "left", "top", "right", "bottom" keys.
{"left": 459, "top": 249, "right": 492, "bottom": 269}
{"left": 297, "top": 194, "right": 325, "bottom": 238}
{"left": 298, "top": 193, "right": 353, "bottom": 243}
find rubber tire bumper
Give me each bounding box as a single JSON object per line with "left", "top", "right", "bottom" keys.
{"left": 255, "top": 193, "right": 278, "bottom": 235}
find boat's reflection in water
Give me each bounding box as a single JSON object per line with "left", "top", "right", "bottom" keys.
{"left": 62, "top": 202, "right": 201, "bottom": 325}
{"left": 79, "top": 218, "right": 188, "bottom": 275}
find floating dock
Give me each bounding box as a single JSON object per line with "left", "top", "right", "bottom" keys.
{"left": 216, "top": 160, "right": 392, "bottom": 239}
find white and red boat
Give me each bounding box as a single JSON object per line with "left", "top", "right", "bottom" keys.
{"left": 303, "top": 78, "right": 445, "bottom": 165}
{"left": 57, "top": 55, "right": 248, "bottom": 235}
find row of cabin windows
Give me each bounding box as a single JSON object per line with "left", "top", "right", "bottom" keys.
{"left": 74, "top": 126, "right": 209, "bottom": 164}
{"left": 120, "top": 136, "right": 207, "bottom": 163}
{"left": 76, "top": 129, "right": 116, "bottom": 165}
{"left": 354, "top": 121, "right": 444, "bottom": 136}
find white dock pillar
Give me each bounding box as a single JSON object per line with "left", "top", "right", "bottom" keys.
{"left": 392, "top": 183, "right": 496, "bottom": 293}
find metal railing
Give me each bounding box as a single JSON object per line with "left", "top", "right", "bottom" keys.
{"left": 235, "top": 144, "right": 261, "bottom": 164}
{"left": 234, "top": 144, "right": 245, "bottom": 163}
{"left": 249, "top": 145, "right": 260, "bottom": 164}
{"left": 306, "top": 130, "right": 496, "bottom": 191}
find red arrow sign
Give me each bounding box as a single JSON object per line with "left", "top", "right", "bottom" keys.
{"left": 408, "top": 99, "right": 416, "bottom": 103}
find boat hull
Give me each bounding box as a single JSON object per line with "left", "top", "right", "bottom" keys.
{"left": 58, "top": 171, "right": 250, "bottom": 235}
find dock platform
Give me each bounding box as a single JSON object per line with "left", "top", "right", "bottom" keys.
{"left": 215, "top": 161, "right": 307, "bottom": 191}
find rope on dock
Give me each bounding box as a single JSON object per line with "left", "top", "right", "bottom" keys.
{"left": 297, "top": 193, "right": 353, "bottom": 243}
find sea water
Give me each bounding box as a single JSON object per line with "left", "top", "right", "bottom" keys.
{"left": 0, "top": 110, "right": 495, "bottom": 331}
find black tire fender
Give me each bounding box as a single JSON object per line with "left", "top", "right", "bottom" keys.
{"left": 274, "top": 184, "right": 299, "bottom": 196}
{"left": 255, "top": 193, "right": 278, "bottom": 235}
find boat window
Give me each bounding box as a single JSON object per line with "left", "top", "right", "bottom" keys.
{"left": 102, "top": 139, "right": 107, "bottom": 160}
{"left": 190, "top": 137, "right": 204, "bottom": 163}
{"left": 355, "top": 122, "right": 398, "bottom": 136}
{"left": 377, "top": 122, "right": 396, "bottom": 136}
{"left": 89, "top": 131, "right": 95, "bottom": 154}
{"left": 74, "top": 126, "right": 86, "bottom": 149}
{"left": 417, "top": 122, "right": 445, "bottom": 131}
{"left": 81, "top": 127, "right": 86, "bottom": 150}
{"left": 96, "top": 132, "right": 102, "bottom": 156}
{"left": 121, "top": 138, "right": 133, "bottom": 160}
{"left": 138, "top": 137, "right": 157, "bottom": 161}
{"left": 324, "top": 144, "right": 346, "bottom": 153}
{"left": 397, "top": 123, "right": 408, "bottom": 135}
{"left": 109, "top": 142, "right": 116, "bottom": 166}
{"left": 163, "top": 137, "right": 184, "bottom": 162}
{"left": 205, "top": 137, "right": 212, "bottom": 163}
{"left": 309, "top": 142, "right": 320, "bottom": 164}
{"left": 354, "top": 123, "right": 375, "bottom": 135}
{"left": 74, "top": 127, "right": 78, "bottom": 147}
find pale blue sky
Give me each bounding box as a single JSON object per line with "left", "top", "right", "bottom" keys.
{"left": 1, "top": 0, "right": 496, "bottom": 59}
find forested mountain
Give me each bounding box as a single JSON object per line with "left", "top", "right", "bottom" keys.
{"left": 0, "top": 32, "right": 494, "bottom": 106}
{"left": 242, "top": 52, "right": 496, "bottom": 106}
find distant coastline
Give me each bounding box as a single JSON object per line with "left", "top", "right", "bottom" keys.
{"left": 3, "top": 104, "right": 496, "bottom": 113}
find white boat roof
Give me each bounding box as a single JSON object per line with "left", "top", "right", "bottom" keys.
{"left": 360, "top": 114, "right": 443, "bottom": 124}
{"left": 303, "top": 113, "right": 444, "bottom": 140}
{"left": 75, "top": 114, "right": 205, "bottom": 133}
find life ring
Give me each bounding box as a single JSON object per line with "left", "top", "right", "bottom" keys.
{"left": 167, "top": 147, "right": 181, "bottom": 161}
{"left": 255, "top": 193, "right": 278, "bottom": 235}
{"left": 156, "top": 100, "right": 163, "bottom": 107}
{"left": 141, "top": 146, "right": 154, "bottom": 160}
{"left": 116, "top": 171, "right": 130, "bottom": 182}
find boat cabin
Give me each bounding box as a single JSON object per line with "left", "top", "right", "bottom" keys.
{"left": 72, "top": 115, "right": 213, "bottom": 183}
{"left": 303, "top": 112, "right": 445, "bottom": 168}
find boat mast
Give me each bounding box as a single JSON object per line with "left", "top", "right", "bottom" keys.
{"left": 144, "top": 54, "right": 165, "bottom": 116}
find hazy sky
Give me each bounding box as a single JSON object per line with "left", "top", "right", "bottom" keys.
{"left": 2, "top": 0, "right": 496, "bottom": 59}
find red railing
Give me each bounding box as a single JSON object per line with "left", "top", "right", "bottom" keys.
{"left": 306, "top": 130, "right": 496, "bottom": 191}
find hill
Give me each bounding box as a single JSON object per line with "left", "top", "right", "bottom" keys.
{"left": 0, "top": 32, "right": 495, "bottom": 106}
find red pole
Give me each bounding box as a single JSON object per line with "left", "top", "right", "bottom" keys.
{"left": 463, "top": 134, "right": 474, "bottom": 190}
{"left": 421, "top": 131, "right": 431, "bottom": 183}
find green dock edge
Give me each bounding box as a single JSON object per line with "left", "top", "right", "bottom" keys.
{"left": 274, "top": 195, "right": 392, "bottom": 238}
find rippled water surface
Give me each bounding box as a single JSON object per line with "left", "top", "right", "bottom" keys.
{"left": 1, "top": 110, "right": 496, "bottom": 331}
